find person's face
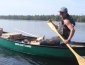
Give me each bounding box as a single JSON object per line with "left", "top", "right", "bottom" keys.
{"left": 59, "top": 12, "right": 66, "bottom": 18}
{"left": 60, "top": 12, "right": 64, "bottom": 15}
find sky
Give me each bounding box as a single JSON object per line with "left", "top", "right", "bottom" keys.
{"left": 0, "top": 0, "right": 85, "bottom": 15}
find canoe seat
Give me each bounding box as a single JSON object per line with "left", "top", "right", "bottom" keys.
{"left": 1, "top": 32, "right": 23, "bottom": 40}
{"left": 71, "top": 44, "right": 85, "bottom": 47}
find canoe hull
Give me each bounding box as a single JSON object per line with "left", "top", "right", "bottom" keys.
{"left": 0, "top": 38, "right": 85, "bottom": 58}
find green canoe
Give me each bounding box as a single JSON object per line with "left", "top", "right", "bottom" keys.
{"left": 0, "top": 36, "right": 85, "bottom": 58}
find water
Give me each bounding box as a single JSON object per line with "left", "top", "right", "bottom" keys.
{"left": 0, "top": 19, "right": 85, "bottom": 65}
{"left": 0, "top": 46, "right": 78, "bottom": 65}
{"left": 0, "top": 19, "right": 85, "bottom": 42}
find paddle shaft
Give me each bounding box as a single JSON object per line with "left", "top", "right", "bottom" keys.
{"left": 47, "top": 22, "right": 85, "bottom": 65}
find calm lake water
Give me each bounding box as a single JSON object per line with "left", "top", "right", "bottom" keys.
{"left": 0, "top": 19, "right": 85, "bottom": 42}
{"left": 0, "top": 19, "right": 85, "bottom": 65}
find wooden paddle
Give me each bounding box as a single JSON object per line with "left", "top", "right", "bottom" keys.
{"left": 47, "top": 22, "right": 85, "bottom": 65}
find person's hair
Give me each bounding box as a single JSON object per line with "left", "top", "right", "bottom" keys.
{"left": 62, "top": 13, "right": 75, "bottom": 26}
{"left": 63, "top": 13, "right": 69, "bottom": 20}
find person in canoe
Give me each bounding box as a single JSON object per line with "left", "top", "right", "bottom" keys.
{"left": 30, "top": 7, "right": 75, "bottom": 46}
{"left": 48, "top": 7, "right": 75, "bottom": 45}
{"left": 43, "top": 7, "right": 75, "bottom": 45}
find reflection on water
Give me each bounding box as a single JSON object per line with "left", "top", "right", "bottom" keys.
{"left": 0, "top": 46, "right": 78, "bottom": 65}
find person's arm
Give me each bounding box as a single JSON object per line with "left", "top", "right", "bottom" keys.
{"left": 63, "top": 19, "right": 75, "bottom": 44}
{"left": 48, "top": 19, "right": 58, "bottom": 29}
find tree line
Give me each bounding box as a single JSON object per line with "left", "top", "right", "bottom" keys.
{"left": 0, "top": 15, "right": 85, "bottom": 22}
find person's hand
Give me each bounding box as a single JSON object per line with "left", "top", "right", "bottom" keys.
{"left": 63, "top": 39, "right": 69, "bottom": 44}
{"left": 48, "top": 19, "right": 52, "bottom": 22}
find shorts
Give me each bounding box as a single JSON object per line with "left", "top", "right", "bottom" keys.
{"left": 40, "top": 36, "right": 61, "bottom": 46}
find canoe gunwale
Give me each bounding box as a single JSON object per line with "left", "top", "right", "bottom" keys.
{"left": 0, "top": 37, "right": 85, "bottom": 49}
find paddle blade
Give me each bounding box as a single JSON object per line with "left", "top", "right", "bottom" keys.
{"left": 77, "top": 56, "right": 85, "bottom": 65}
{"left": 66, "top": 44, "right": 85, "bottom": 65}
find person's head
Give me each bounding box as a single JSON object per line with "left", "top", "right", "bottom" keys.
{"left": 59, "top": 7, "right": 68, "bottom": 18}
